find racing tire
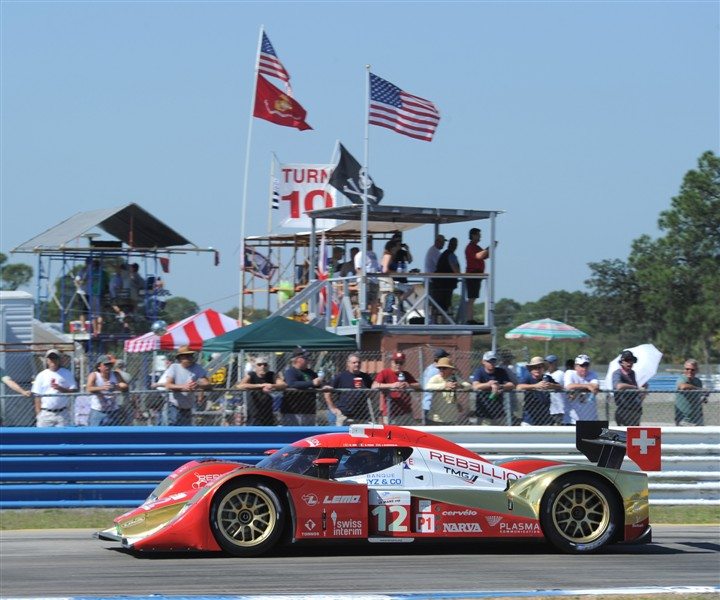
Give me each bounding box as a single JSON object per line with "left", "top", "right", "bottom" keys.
{"left": 540, "top": 473, "right": 621, "bottom": 554}
{"left": 209, "top": 479, "right": 285, "bottom": 557}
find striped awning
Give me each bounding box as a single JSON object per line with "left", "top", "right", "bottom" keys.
{"left": 124, "top": 309, "right": 239, "bottom": 353}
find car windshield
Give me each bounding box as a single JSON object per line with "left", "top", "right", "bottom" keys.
{"left": 256, "top": 445, "right": 323, "bottom": 476}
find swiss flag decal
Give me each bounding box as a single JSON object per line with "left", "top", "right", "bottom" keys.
{"left": 627, "top": 427, "right": 662, "bottom": 471}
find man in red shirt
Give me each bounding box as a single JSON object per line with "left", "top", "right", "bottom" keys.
{"left": 464, "top": 228, "right": 493, "bottom": 324}
{"left": 372, "top": 351, "right": 421, "bottom": 425}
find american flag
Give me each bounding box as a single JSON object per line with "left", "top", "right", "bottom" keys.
{"left": 258, "top": 31, "right": 292, "bottom": 94}
{"left": 369, "top": 73, "right": 440, "bottom": 142}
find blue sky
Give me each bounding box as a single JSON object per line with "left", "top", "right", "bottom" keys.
{"left": 1, "top": 1, "right": 718, "bottom": 316}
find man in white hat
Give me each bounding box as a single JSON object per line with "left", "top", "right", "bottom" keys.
{"left": 163, "top": 345, "right": 212, "bottom": 426}
{"left": 32, "top": 349, "right": 78, "bottom": 428}
{"left": 563, "top": 354, "right": 600, "bottom": 424}
{"left": 516, "top": 356, "right": 563, "bottom": 425}
{"left": 425, "top": 357, "right": 471, "bottom": 425}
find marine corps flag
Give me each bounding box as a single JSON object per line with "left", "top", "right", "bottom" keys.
{"left": 253, "top": 74, "right": 312, "bottom": 131}
{"left": 328, "top": 143, "right": 384, "bottom": 205}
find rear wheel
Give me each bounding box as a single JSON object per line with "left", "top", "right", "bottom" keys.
{"left": 540, "top": 474, "right": 621, "bottom": 554}
{"left": 209, "top": 479, "right": 285, "bottom": 557}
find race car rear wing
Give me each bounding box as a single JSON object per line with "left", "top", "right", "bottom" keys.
{"left": 576, "top": 421, "right": 661, "bottom": 471}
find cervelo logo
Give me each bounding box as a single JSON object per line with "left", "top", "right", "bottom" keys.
{"left": 324, "top": 495, "right": 361, "bottom": 504}
{"left": 442, "top": 522, "right": 482, "bottom": 533}
{"left": 442, "top": 509, "right": 478, "bottom": 517}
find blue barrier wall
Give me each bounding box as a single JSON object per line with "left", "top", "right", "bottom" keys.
{"left": 0, "top": 426, "right": 341, "bottom": 508}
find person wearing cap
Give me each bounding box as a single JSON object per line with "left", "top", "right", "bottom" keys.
{"left": 563, "top": 354, "right": 600, "bottom": 424}
{"left": 323, "top": 354, "right": 374, "bottom": 425}
{"left": 86, "top": 355, "right": 128, "bottom": 426}
{"left": 282, "top": 348, "right": 324, "bottom": 425}
{"left": 612, "top": 349, "right": 647, "bottom": 426}
{"left": 422, "top": 348, "right": 450, "bottom": 423}
{"left": 31, "top": 349, "right": 78, "bottom": 427}
{"left": 544, "top": 355, "right": 567, "bottom": 425}
{"left": 237, "top": 356, "right": 287, "bottom": 426}
{"left": 163, "top": 345, "right": 212, "bottom": 426}
{"left": 516, "top": 357, "right": 563, "bottom": 425}
{"left": 463, "top": 228, "right": 494, "bottom": 325}
{"left": 471, "top": 351, "right": 515, "bottom": 425}
{"left": 373, "top": 351, "right": 421, "bottom": 425}
{"left": 425, "top": 357, "right": 472, "bottom": 425}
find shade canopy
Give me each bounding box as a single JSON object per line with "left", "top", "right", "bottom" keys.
{"left": 202, "top": 316, "right": 357, "bottom": 352}
{"left": 504, "top": 318, "right": 589, "bottom": 341}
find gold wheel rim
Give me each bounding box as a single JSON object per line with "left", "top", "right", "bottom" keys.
{"left": 551, "top": 483, "right": 610, "bottom": 544}
{"left": 216, "top": 487, "right": 277, "bottom": 548}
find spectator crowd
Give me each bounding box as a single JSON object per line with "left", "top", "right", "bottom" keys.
{"left": 2, "top": 345, "right": 713, "bottom": 429}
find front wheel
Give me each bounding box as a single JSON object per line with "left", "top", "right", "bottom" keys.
{"left": 209, "top": 479, "right": 285, "bottom": 557}
{"left": 540, "top": 474, "right": 621, "bottom": 554}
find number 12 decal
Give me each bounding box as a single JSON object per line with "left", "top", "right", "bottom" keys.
{"left": 371, "top": 505, "right": 409, "bottom": 533}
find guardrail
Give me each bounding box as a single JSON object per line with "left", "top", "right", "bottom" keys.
{"left": 0, "top": 425, "right": 717, "bottom": 508}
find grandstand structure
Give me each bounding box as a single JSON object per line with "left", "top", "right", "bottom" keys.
{"left": 12, "top": 203, "right": 217, "bottom": 354}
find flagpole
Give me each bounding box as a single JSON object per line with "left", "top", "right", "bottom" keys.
{"left": 238, "top": 25, "right": 264, "bottom": 326}
{"left": 360, "top": 65, "right": 370, "bottom": 318}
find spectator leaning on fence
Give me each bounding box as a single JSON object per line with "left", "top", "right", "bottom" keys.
{"left": 282, "top": 347, "right": 324, "bottom": 426}
{"left": 373, "top": 351, "right": 421, "bottom": 425}
{"left": 425, "top": 357, "right": 472, "bottom": 425}
{"left": 163, "top": 346, "right": 212, "bottom": 426}
{"left": 32, "top": 349, "right": 78, "bottom": 428}
{"left": 563, "top": 354, "right": 600, "bottom": 424}
{"left": 422, "top": 348, "right": 449, "bottom": 423}
{"left": 86, "top": 355, "right": 128, "bottom": 426}
{"left": 471, "top": 351, "right": 515, "bottom": 426}
{"left": 612, "top": 349, "right": 647, "bottom": 426}
{"left": 237, "top": 356, "right": 287, "bottom": 426}
{"left": 323, "top": 354, "right": 374, "bottom": 425}
{"left": 675, "top": 359, "right": 708, "bottom": 426}
{"left": 516, "top": 356, "right": 563, "bottom": 426}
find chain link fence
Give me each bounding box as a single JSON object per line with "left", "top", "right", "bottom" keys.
{"left": 2, "top": 347, "right": 718, "bottom": 427}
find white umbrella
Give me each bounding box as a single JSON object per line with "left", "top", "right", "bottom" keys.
{"left": 603, "top": 343, "right": 663, "bottom": 389}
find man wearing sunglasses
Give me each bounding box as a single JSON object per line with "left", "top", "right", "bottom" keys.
{"left": 675, "top": 359, "right": 708, "bottom": 426}
{"left": 237, "top": 356, "right": 286, "bottom": 426}
{"left": 611, "top": 349, "right": 647, "bottom": 426}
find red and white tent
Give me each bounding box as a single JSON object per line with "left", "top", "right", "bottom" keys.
{"left": 124, "top": 309, "right": 239, "bottom": 353}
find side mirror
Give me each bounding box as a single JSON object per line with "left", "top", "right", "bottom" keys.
{"left": 312, "top": 457, "right": 339, "bottom": 480}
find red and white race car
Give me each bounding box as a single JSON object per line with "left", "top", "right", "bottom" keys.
{"left": 97, "top": 422, "right": 660, "bottom": 555}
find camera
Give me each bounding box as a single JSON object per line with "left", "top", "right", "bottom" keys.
{"left": 542, "top": 374, "right": 555, "bottom": 383}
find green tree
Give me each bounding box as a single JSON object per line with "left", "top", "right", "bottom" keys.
{"left": 586, "top": 151, "right": 720, "bottom": 362}
{"left": 0, "top": 253, "right": 33, "bottom": 290}
{"left": 161, "top": 297, "right": 200, "bottom": 324}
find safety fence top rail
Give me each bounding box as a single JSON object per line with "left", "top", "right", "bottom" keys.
{"left": 0, "top": 425, "right": 717, "bottom": 508}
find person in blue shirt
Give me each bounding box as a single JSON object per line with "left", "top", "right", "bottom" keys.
{"left": 471, "top": 351, "right": 515, "bottom": 425}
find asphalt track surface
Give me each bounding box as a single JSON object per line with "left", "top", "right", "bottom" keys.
{"left": 1, "top": 525, "right": 718, "bottom": 597}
